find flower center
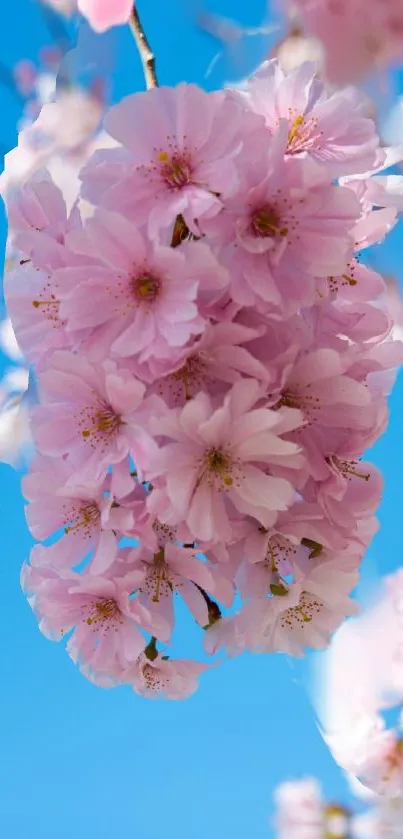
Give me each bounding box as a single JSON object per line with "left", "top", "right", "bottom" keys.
{"left": 142, "top": 553, "right": 174, "bottom": 604}
{"left": 32, "top": 278, "right": 63, "bottom": 328}
{"left": 280, "top": 591, "right": 323, "bottom": 630}
{"left": 85, "top": 598, "right": 120, "bottom": 626}
{"left": 274, "top": 384, "right": 321, "bottom": 423}
{"left": 327, "top": 456, "right": 370, "bottom": 482}
{"left": 157, "top": 150, "right": 192, "bottom": 189}
{"left": 207, "top": 448, "right": 231, "bottom": 476}
{"left": 152, "top": 518, "right": 177, "bottom": 545}
{"left": 133, "top": 273, "right": 160, "bottom": 302}
{"left": 286, "top": 114, "right": 322, "bottom": 155}
{"left": 78, "top": 403, "right": 122, "bottom": 444}
{"left": 266, "top": 535, "right": 296, "bottom": 574}
{"left": 251, "top": 205, "right": 288, "bottom": 238}
{"left": 64, "top": 502, "right": 100, "bottom": 536}
{"left": 195, "top": 447, "right": 244, "bottom": 493}
{"left": 141, "top": 662, "right": 167, "bottom": 692}
{"left": 327, "top": 262, "right": 358, "bottom": 294}
{"left": 160, "top": 355, "right": 207, "bottom": 404}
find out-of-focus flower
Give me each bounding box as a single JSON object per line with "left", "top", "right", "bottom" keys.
{"left": 77, "top": 0, "right": 133, "bottom": 32}
{"left": 0, "top": 319, "right": 31, "bottom": 467}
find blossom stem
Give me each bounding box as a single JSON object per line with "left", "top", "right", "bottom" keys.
{"left": 129, "top": 4, "right": 158, "bottom": 89}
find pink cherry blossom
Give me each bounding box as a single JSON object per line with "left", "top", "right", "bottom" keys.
{"left": 202, "top": 128, "right": 360, "bottom": 315}
{"left": 4, "top": 262, "right": 76, "bottom": 366}
{"left": 77, "top": 0, "right": 133, "bottom": 32}
{"left": 128, "top": 651, "right": 210, "bottom": 699}
{"left": 81, "top": 84, "right": 262, "bottom": 236}
{"left": 31, "top": 351, "right": 153, "bottom": 482}
{"left": 23, "top": 455, "right": 117, "bottom": 572}
{"left": 242, "top": 59, "right": 380, "bottom": 176}
{"left": 4, "top": 172, "right": 81, "bottom": 271}
{"left": 124, "top": 543, "right": 233, "bottom": 634}
{"left": 55, "top": 210, "right": 222, "bottom": 365}
{"left": 148, "top": 379, "right": 305, "bottom": 543}
{"left": 238, "top": 555, "right": 359, "bottom": 657}
{"left": 289, "top": 0, "right": 403, "bottom": 83}
{"left": 274, "top": 778, "right": 325, "bottom": 839}
{"left": 147, "top": 319, "right": 270, "bottom": 403}
{"left": 22, "top": 555, "right": 168, "bottom": 682}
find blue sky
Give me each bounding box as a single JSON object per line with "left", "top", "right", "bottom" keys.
{"left": 0, "top": 2, "right": 403, "bottom": 837}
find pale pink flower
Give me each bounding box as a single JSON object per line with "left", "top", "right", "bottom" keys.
{"left": 56, "top": 210, "right": 220, "bottom": 364}
{"left": 309, "top": 454, "right": 384, "bottom": 532}
{"left": 290, "top": 0, "right": 403, "bottom": 83}
{"left": 148, "top": 379, "right": 305, "bottom": 542}
{"left": 334, "top": 715, "right": 403, "bottom": 799}
{"left": 4, "top": 172, "right": 81, "bottom": 271}
{"left": 21, "top": 556, "right": 168, "bottom": 682}
{"left": 4, "top": 262, "right": 76, "bottom": 365}
{"left": 239, "top": 556, "right": 359, "bottom": 657}
{"left": 243, "top": 60, "right": 379, "bottom": 176}
{"left": 204, "top": 614, "right": 246, "bottom": 657}
{"left": 82, "top": 85, "right": 260, "bottom": 236}
{"left": 31, "top": 351, "right": 153, "bottom": 482}
{"left": 78, "top": 0, "right": 133, "bottom": 32}
{"left": 273, "top": 28, "right": 325, "bottom": 75}
{"left": 124, "top": 543, "right": 233, "bottom": 634}
{"left": 267, "top": 346, "right": 373, "bottom": 477}
{"left": 148, "top": 319, "right": 269, "bottom": 403}
{"left": 203, "top": 127, "right": 360, "bottom": 315}
{"left": 23, "top": 455, "right": 117, "bottom": 573}
{"left": 274, "top": 778, "right": 324, "bottom": 839}
{"left": 128, "top": 651, "right": 210, "bottom": 699}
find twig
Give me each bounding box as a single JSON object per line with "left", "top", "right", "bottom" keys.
{"left": 129, "top": 5, "right": 158, "bottom": 89}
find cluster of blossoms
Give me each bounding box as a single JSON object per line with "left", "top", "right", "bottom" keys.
{"left": 318, "top": 568, "right": 403, "bottom": 808}
{"left": 273, "top": 776, "right": 403, "bottom": 838}
{"left": 4, "top": 57, "right": 403, "bottom": 699}
{"left": 286, "top": 0, "right": 403, "bottom": 83}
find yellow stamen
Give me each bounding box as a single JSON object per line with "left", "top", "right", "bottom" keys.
{"left": 288, "top": 114, "right": 305, "bottom": 145}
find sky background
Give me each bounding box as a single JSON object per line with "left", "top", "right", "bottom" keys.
{"left": 0, "top": 1, "right": 402, "bottom": 837}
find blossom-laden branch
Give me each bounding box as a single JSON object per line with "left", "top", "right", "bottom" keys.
{"left": 129, "top": 4, "right": 158, "bottom": 89}
{"left": 4, "top": 55, "right": 403, "bottom": 702}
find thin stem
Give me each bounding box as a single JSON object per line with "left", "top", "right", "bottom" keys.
{"left": 129, "top": 5, "right": 158, "bottom": 89}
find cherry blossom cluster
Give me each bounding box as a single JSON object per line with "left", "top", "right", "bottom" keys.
{"left": 5, "top": 58, "right": 403, "bottom": 699}
{"left": 286, "top": 0, "right": 403, "bottom": 83}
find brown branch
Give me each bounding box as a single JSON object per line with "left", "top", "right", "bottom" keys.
{"left": 129, "top": 5, "right": 158, "bottom": 89}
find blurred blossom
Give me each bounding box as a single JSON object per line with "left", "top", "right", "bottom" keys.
{"left": 0, "top": 319, "right": 31, "bottom": 468}
{"left": 271, "top": 25, "right": 325, "bottom": 75}
{"left": 274, "top": 777, "right": 324, "bottom": 839}
{"left": 41, "top": 0, "right": 77, "bottom": 15}
{"left": 314, "top": 569, "right": 403, "bottom": 800}
{"left": 274, "top": 778, "right": 351, "bottom": 838}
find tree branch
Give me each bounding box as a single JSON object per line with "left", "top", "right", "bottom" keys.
{"left": 129, "top": 5, "right": 158, "bottom": 89}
